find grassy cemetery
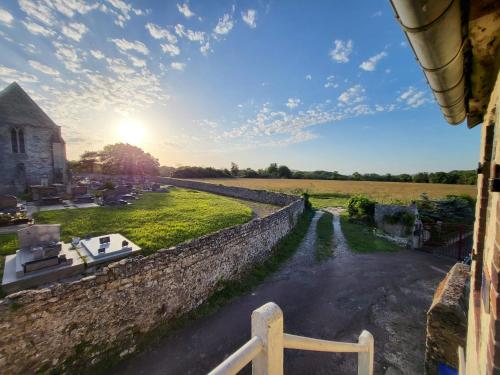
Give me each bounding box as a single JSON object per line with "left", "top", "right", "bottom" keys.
{"left": 33, "top": 189, "right": 253, "bottom": 254}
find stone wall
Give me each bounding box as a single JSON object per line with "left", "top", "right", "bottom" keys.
{"left": 425, "top": 263, "right": 469, "bottom": 374}
{"left": 0, "top": 124, "right": 61, "bottom": 194}
{"left": 0, "top": 186, "right": 304, "bottom": 374}
{"left": 158, "top": 177, "right": 298, "bottom": 206}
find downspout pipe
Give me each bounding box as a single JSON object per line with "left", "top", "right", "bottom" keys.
{"left": 389, "top": 0, "right": 466, "bottom": 125}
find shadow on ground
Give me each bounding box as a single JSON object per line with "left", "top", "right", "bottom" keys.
{"left": 110, "top": 209, "right": 453, "bottom": 375}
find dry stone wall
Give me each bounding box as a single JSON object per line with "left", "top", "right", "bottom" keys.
{"left": 0, "top": 183, "right": 304, "bottom": 374}
{"left": 159, "top": 177, "right": 298, "bottom": 206}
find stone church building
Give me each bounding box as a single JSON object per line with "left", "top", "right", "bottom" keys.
{"left": 0, "top": 82, "right": 67, "bottom": 195}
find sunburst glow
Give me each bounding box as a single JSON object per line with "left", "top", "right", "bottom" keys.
{"left": 116, "top": 119, "right": 145, "bottom": 145}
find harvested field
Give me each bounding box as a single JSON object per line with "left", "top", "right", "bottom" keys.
{"left": 193, "top": 178, "right": 476, "bottom": 208}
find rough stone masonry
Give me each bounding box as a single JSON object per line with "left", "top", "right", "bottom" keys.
{"left": 0, "top": 181, "right": 304, "bottom": 374}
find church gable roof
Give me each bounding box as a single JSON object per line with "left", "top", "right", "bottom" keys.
{"left": 0, "top": 82, "right": 58, "bottom": 129}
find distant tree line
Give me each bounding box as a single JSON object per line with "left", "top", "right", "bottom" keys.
{"left": 159, "top": 162, "right": 477, "bottom": 185}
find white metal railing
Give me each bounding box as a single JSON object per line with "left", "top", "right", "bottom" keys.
{"left": 208, "top": 302, "right": 374, "bottom": 375}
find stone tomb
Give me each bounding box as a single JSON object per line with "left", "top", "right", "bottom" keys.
{"left": 2, "top": 226, "right": 140, "bottom": 293}
{"left": 80, "top": 233, "right": 141, "bottom": 262}
{"left": 2, "top": 225, "right": 83, "bottom": 293}
{"left": 0, "top": 194, "right": 17, "bottom": 211}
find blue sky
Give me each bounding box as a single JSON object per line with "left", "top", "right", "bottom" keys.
{"left": 0, "top": 0, "right": 481, "bottom": 174}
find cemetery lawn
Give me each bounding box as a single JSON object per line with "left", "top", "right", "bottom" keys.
{"left": 34, "top": 189, "right": 253, "bottom": 255}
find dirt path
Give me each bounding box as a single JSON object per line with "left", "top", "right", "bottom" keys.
{"left": 110, "top": 209, "right": 453, "bottom": 375}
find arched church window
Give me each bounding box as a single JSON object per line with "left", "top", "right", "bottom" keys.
{"left": 10, "top": 128, "right": 26, "bottom": 154}
{"left": 18, "top": 129, "right": 25, "bottom": 153}
{"left": 11, "top": 128, "right": 18, "bottom": 153}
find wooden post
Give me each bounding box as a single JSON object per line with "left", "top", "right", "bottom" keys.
{"left": 251, "top": 302, "right": 284, "bottom": 375}
{"left": 358, "top": 330, "right": 374, "bottom": 375}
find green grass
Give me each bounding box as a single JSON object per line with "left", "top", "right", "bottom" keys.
{"left": 316, "top": 211, "right": 334, "bottom": 261}
{"left": 34, "top": 189, "right": 253, "bottom": 255}
{"left": 309, "top": 193, "right": 351, "bottom": 209}
{"left": 0, "top": 233, "right": 19, "bottom": 297}
{"left": 339, "top": 212, "right": 402, "bottom": 253}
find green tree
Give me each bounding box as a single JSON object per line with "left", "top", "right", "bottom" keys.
{"left": 98, "top": 143, "right": 160, "bottom": 176}
{"left": 230, "top": 162, "right": 239, "bottom": 177}
{"left": 278, "top": 165, "right": 292, "bottom": 178}
{"left": 267, "top": 163, "right": 278, "bottom": 177}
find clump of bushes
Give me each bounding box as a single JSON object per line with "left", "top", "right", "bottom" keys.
{"left": 417, "top": 193, "right": 475, "bottom": 224}
{"left": 347, "top": 196, "right": 376, "bottom": 223}
{"left": 383, "top": 211, "right": 415, "bottom": 227}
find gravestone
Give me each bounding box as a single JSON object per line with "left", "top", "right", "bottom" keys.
{"left": 18, "top": 224, "right": 61, "bottom": 249}
{"left": 0, "top": 195, "right": 17, "bottom": 210}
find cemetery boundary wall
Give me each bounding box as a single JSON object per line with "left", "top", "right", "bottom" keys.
{"left": 0, "top": 183, "right": 304, "bottom": 374}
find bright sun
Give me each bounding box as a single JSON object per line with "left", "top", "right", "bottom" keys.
{"left": 117, "top": 119, "right": 145, "bottom": 145}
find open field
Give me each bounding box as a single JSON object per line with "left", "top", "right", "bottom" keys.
{"left": 33, "top": 189, "right": 253, "bottom": 255}
{"left": 194, "top": 178, "right": 477, "bottom": 208}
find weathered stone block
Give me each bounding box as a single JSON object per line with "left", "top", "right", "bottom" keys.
{"left": 425, "top": 263, "right": 469, "bottom": 374}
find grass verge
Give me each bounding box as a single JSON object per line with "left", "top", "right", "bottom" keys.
{"left": 0, "top": 233, "right": 19, "bottom": 298}
{"left": 71, "top": 207, "right": 315, "bottom": 375}
{"left": 310, "top": 193, "right": 351, "bottom": 209}
{"left": 339, "top": 212, "right": 401, "bottom": 253}
{"left": 315, "top": 211, "right": 334, "bottom": 261}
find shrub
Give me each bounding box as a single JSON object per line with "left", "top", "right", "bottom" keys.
{"left": 383, "top": 211, "right": 415, "bottom": 227}
{"left": 302, "top": 192, "right": 312, "bottom": 210}
{"left": 103, "top": 180, "right": 116, "bottom": 190}
{"left": 347, "top": 196, "right": 376, "bottom": 223}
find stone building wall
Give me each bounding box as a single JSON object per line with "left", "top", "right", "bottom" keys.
{"left": 466, "top": 72, "right": 500, "bottom": 374}
{"left": 0, "top": 125, "right": 57, "bottom": 194}
{"left": 0, "top": 187, "right": 304, "bottom": 374}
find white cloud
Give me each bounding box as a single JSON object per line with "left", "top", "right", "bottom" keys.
{"left": 305, "top": 74, "right": 312, "bottom": 80}
{"left": 359, "top": 51, "right": 387, "bottom": 71}
{"left": 22, "top": 20, "right": 54, "bottom": 36}
{"left": 90, "top": 49, "right": 105, "bottom": 59}
{"left": 171, "top": 62, "right": 186, "bottom": 71}
{"left": 329, "top": 39, "right": 353, "bottom": 63}
{"left": 177, "top": 3, "right": 194, "bottom": 18}
{"left": 106, "top": 57, "right": 135, "bottom": 75}
{"left": 161, "top": 43, "right": 180, "bottom": 56}
{"left": 53, "top": 41, "right": 85, "bottom": 73}
{"left": 200, "top": 41, "right": 211, "bottom": 55}
{"left": 324, "top": 75, "right": 338, "bottom": 88}
{"left": 50, "top": 0, "right": 99, "bottom": 17}
{"left": 241, "top": 9, "right": 257, "bottom": 28}
{"left": 129, "top": 56, "right": 146, "bottom": 68}
{"left": 372, "top": 10, "right": 383, "bottom": 17}
{"left": 0, "top": 65, "right": 38, "bottom": 83}
{"left": 61, "top": 22, "right": 88, "bottom": 42}
{"left": 29, "top": 60, "right": 60, "bottom": 76}
{"left": 286, "top": 98, "right": 301, "bottom": 109}
{"left": 398, "top": 86, "right": 428, "bottom": 108}
{"left": 175, "top": 24, "right": 205, "bottom": 44}
{"left": 19, "top": 0, "right": 55, "bottom": 25}
{"left": 338, "top": 85, "right": 365, "bottom": 104}
{"left": 145, "top": 23, "right": 177, "bottom": 44}
{"left": 104, "top": 0, "right": 146, "bottom": 27}
{"left": 110, "top": 38, "right": 149, "bottom": 55}
{"left": 0, "top": 8, "right": 14, "bottom": 26}
{"left": 214, "top": 13, "right": 234, "bottom": 36}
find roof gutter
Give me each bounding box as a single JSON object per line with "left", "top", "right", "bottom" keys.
{"left": 389, "top": 0, "right": 467, "bottom": 125}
